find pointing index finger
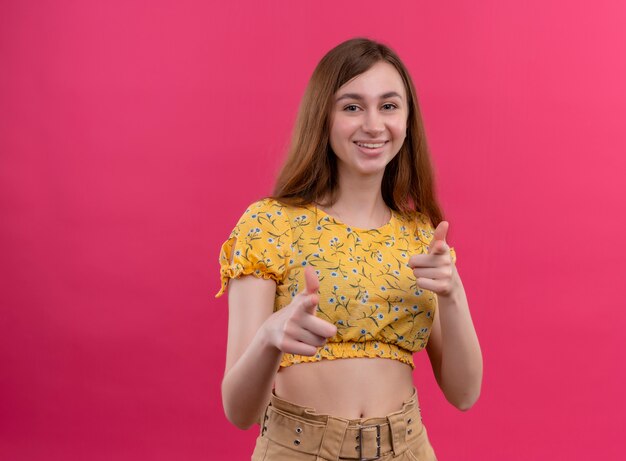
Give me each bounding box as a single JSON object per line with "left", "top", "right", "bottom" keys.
{"left": 301, "top": 265, "right": 320, "bottom": 316}
{"left": 303, "top": 265, "right": 319, "bottom": 294}
{"left": 429, "top": 221, "right": 449, "bottom": 255}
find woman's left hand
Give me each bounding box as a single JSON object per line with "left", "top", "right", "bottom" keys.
{"left": 408, "top": 221, "right": 459, "bottom": 298}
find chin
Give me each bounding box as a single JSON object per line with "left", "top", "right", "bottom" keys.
{"left": 357, "top": 160, "right": 394, "bottom": 175}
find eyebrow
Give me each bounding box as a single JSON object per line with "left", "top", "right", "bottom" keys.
{"left": 336, "top": 91, "right": 403, "bottom": 102}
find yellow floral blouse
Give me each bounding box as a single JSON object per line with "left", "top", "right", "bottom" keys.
{"left": 216, "top": 198, "right": 456, "bottom": 369}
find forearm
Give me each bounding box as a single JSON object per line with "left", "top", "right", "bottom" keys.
{"left": 221, "top": 327, "right": 283, "bottom": 430}
{"left": 437, "top": 281, "right": 483, "bottom": 410}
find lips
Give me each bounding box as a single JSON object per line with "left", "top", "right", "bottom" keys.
{"left": 356, "top": 141, "right": 386, "bottom": 149}
{"left": 354, "top": 141, "right": 388, "bottom": 149}
{"left": 352, "top": 140, "right": 389, "bottom": 157}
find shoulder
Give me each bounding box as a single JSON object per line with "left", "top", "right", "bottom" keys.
{"left": 232, "top": 198, "right": 292, "bottom": 228}
{"left": 394, "top": 210, "right": 434, "bottom": 233}
{"left": 241, "top": 197, "right": 314, "bottom": 225}
{"left": 395, "top": 210, "right": 457, "bottom": 262}
{"left": 392, "top": 210, "right": 437, "bottom": 250}
{"left": 216, "top": 198, "right": 294, "bottom": 298}
{"left": 240, "top": 197, "right": 287, "bottom": 216}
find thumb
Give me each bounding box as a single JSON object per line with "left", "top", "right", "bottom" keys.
{"left": 429, "top": 221, "right": 449, "bottom": 255}
{"left": 301, "top": 265, "right": 320, "bottom": 314}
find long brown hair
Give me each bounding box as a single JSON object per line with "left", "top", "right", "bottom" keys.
{"left": 271, "top": 38, "right": 446, "bottom": 226}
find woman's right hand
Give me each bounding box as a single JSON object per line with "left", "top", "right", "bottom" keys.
{"left": 261, "top": 265, "right": 337, "bottom": 356}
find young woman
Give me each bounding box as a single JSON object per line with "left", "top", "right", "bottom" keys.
{"left": 216, "top": 38, "right": 482, "bottom": 460}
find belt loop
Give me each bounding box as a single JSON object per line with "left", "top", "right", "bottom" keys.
{"left": 387, "top": 413, "right": 407, "bottom": 456}
{"left": 260, "top": 400, "right": 271, "bottom": 435}
{"left": 317, "top": 416, "right": 348, "bottom": 461}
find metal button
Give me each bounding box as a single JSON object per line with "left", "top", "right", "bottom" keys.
{"left": 295, "top": 426, "right": 303, "bottom": 434}
{"left": 407, "top": 418, "right": 412, "bottom": 424}
{"left": 408, "top": 428, "right": 413, "bottom": 435}
{"left": 294, "top": 439, "right": 301, "bottom": 446}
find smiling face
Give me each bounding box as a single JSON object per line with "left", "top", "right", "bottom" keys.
{"left": 329, "top": 61, "right": 408, "bottom": 181}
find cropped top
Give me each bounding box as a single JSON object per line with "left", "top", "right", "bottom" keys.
{"left": 215, "top": 198, "right": 457, "bottom": 369}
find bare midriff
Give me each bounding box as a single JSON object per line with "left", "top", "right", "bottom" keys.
{"left": 274, "top": 357, "right": 416, "bottom": 419}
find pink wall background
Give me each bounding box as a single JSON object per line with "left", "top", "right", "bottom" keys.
{"left": 2, "top": 1, "right": 625, "bottom": 459}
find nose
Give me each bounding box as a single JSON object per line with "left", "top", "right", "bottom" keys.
{"left": 362, "top": 110, "right": 385, "bottom": 136}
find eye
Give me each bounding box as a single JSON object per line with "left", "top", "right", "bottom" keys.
{"left": 343, "top": 104, "right": 360, "bottom": 112}
{"left": 381, "top": 103, "right": 397, "bottom": 110}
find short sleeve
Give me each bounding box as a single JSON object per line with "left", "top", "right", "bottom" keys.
{"left": 449, "top": 246, "right": 457, "bottom": 264}
{"left": 215, "top": 199, "right": 292, "bottom": 298}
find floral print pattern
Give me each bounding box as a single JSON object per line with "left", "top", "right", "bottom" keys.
{"left": 216, "top": 198, "right": 457, "bottom": 369}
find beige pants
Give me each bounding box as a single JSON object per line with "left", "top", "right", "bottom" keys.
{"left": 251, "top": 388, "right": 437, "bottom": 461}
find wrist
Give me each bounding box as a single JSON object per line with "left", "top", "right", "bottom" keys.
{"left": 437, "top": 287, "right": 457, "bottom": 304}
{"left": 257, "top": 319, "right": 281, "bottom": 354}
{"left": 439, "top": 275, "right": 462, "bottom": 303}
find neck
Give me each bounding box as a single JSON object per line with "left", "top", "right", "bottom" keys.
{"left": 320, "top": 170, "right": 390, "bottom": 229}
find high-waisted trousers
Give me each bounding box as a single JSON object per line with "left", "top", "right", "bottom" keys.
{"left": 251, "top": 388, "right": 437, "bottom": 461}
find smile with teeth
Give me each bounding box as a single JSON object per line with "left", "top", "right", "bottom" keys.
{"left": 355, "top": 141, "right": 387, "bottom": 148}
